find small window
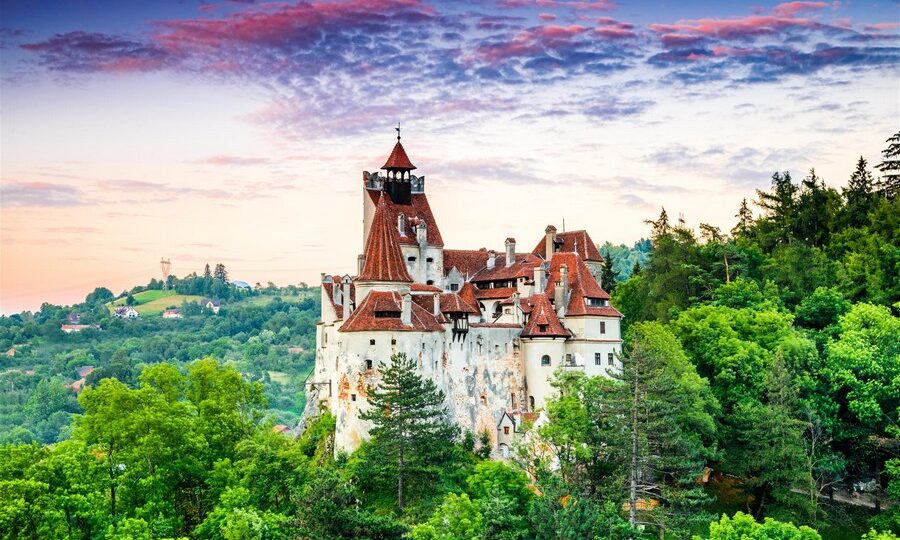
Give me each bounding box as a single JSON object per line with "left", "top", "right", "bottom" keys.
{"left": 511, "top": 393, "right": 517, "bottom": 408}
{"left": 503, "top": 426, "right": 510, "bottom": 435}
{"left": 391, "top": 338, "right": 397, "bottom": 345}
{"left": 351, "top": 394, "right": 357, "bottom": 402}
{"left": 369, "top": 339, "right": 375, "bottom": 346}
{"left": 426, "top": 280, "right": 434, "bottom": 285}
{"left": 608, "top": 352, "right": 614, "bottom": 366}
{"left": 450, "top": 283, "right": 459, "bottom": 291}
{"left": 504, "top": 308, "right": 511, "bottom": 314}
{"left": 595, "top": 352, "right": 602, "bottom": 365}
{"left": 529, "top": 396, "right": 535, "bottom": 410}
{"left": 600, "top": 321, "right": 606, "bottom": 334}
{"left": 541, "top": 355, "right": 551, "bottom": 366}
{"left": 426, "top": 257, "right": 434, "bottom": 263}
{"left": 366, "top": 359, "right": 373, "bottom": 370}
{"left": 407, "top": 256, "right": 416, "bottom": 262}
{"left": 480, "top": 395, "right": 487, "bottom": 405}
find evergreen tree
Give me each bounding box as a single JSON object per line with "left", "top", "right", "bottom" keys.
{"left": 360, "top": 353, "right": 458, "bottom": 511}
{"left": 600, "top": 322, "right": 718, "bottom": 537}
{"left": 875, "top": 131, "right": 900, "bottom": 199}
{"left": 600, "top": 251, "right": 618, "bottom": 293}
{"left": 213, "top": 263, "right": 228, "bottom": 282}
{"left": 756, "top": 171, "right": 797, "bottom": 247}
{"left": 644, "top": 207, "right": 670, "bottom": 240}
{"left": 844, "top": 157, "right": 875, "bottom": 227}
{"left": 794, "top": 169, "right": 838, "bottom": 247}
{"left": 204, "top": 264, "right": 212, "bottom": 279}
{"left": 731, "top": 198, "right": 755, "bottom": 238}
{"left": 631, "top": 261, "right": 641, "bottom": 276}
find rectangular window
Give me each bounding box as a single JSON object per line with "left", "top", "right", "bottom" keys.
{"left": 391, "top": 338, "right": 397, "bottom": 345}
{"left": 595, "top": 352, "right": 602, "bottom": 365}
{"left": 366, "top": 359, "right": 373, "bottom": 370}
{"left": 450, "top": 283, "right": 459, "bottom": 291}
{"left": 351, "top": 394, "right": 357, "bottom": 402}
{"left": 608, "top": 352, "right": 614, "bottom": 366}
{"left": 600, "top": 321, "right": 606, "bottom": 334}
{"left": 541, "top": 355, "right": 551, "bottom": 366}
{"left": 369, "top": 339, "right": 375, "bottom": 346}
{"left": 503, "top": 426, "right": 510, "bottom": 435}
{"left": 565, "top": 353, "right": 573, "bottom": 366}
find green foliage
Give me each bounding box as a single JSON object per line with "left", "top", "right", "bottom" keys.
{"left": 409, "top": 492, "right": 483, "bottom": 540}
{"left": 359, "top": 353, "right": 459, "bottom": 511}
{"left": 696, "top": 512, "right": 821, "bottom": 539}
{"left": 794, "top": 287, "right": 850, "bottom": 330}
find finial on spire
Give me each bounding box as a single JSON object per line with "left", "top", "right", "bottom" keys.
{"left": 396, "top": 121, "right": 401, "bottom": 142}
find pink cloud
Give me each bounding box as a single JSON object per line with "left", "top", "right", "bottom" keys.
{"left": 538, "top": 12, "right": 556, "bottom": 21}
{"left": 475, "top": 24, "right": 588, "bottom": 63}
{"left": 863, "top": 22, "right": 900, "bottom": 32}
{"left": 203, "top": 155, "right": 270, "bottom": 166}
{"left": 771, "top": 1, "right": 828, "bottom": 18}
{"left": 649, "top": 15, "right": 816, "bottom": 41}
{"left": 497, "top": 0, "right": 615, "bottom": 10}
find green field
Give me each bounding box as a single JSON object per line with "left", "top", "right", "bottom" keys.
{"left": 238, "top": 293, "right": 315, "bottom": 307}
{"left": 108, "top": 290, "right": 204, "bottom": 316}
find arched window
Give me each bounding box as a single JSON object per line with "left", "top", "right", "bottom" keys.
{"left": 541, "top": 355, "right": 551, "bottom": 366}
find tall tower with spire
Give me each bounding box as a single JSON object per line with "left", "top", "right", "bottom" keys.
{"left": 381, "top": 123, "right": 417, "bottom": 205}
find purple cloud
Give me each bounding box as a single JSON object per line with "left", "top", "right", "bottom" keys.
{"left": 1, "top": 182, "right": 84, "bottom": 207}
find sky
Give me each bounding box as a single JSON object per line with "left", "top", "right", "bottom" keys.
{"left": 0, "top": 0, "right": 898, "bottom": 314}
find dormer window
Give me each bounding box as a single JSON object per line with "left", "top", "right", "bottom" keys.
{"left": 375, "top": 310, "right": 400, "bottom": 318}
{"left": 586, "top": 298, "right": 608, "bottom": 307}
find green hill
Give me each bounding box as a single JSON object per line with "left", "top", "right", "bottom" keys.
{"left": 108, "top": 290, "right": 204, "bottom": 316}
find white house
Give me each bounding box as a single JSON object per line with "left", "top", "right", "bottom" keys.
{"left": 162, "top": 309, "right": 182, "bottom": 319}
{"left": 113, "top": 307, "right": 139, "bottom": 319}
{"left": 201, "top": 299, "right": 222, "bottom": 314}
{"left": 305, "top": 134, "right": 623, "bottom": 455}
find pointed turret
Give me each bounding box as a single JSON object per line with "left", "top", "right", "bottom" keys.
{"left": 381, "top": 124, "right": 416, "bottom": 204}
{"left": 357, "top": 193, "right": 413, "bottom": 283}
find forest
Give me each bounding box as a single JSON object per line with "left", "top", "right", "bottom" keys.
{"left": 0, "top": 134, "right": 898, "bottom": 539}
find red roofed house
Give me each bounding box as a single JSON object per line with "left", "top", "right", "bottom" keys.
{"left": 309, "top": 132, "right": 622, "bottom": 455}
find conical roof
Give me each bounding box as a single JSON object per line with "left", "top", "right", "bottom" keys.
{"left": 358, "top": 194, "right": 413, "bottom": 282}
{"left": 381, "top": 141, "right": 416, "bottom": 170}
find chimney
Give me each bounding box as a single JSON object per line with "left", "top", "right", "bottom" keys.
{"left": 486, "top": 250, "right": 497, "bottom": 270}
{"left": 342, "top": 276, "right": 352, "bottom": 317}
{"left": 505, "top": 238, "right": 516, "bottom": 267}
{"left": 357, "top": 254, "right": 366, "bottom": 275}
{"left": 401, "top": 293, "right": 412, "bottom": 325}
{"left": 433, "top": 292, "right": 440, "bottom": 317}
{"left": 555, "top": 264, "right": 569, "bottom": 317}
{"left": 416, "top": 221, "right": 427, "bottom": 246}
{"left": 332, "top": 277, "right": 342, "bottom": 305}
{"left": 512, "top": 291, "right": 521, "bottom": 324}
{"left": 545, "top": 225, "right": 557, "bottom": 259}
{"left": 533, "top": 264, "right": 544, "bottom": 294}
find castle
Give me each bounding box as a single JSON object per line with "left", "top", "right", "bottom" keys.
{"left": 307, "top": 134, "right": 623, "bottom": 455}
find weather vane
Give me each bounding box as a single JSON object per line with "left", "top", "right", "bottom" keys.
{"left": 396, "top": 121, "right": 401, "bottom": 142}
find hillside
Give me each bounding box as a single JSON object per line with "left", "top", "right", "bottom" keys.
{"left": 108, "top": 290, "right": 205, "bottom": 316}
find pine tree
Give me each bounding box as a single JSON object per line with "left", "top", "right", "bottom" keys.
{"left": 731, "top": 198, "right": 754, "bottom": 238}
{"left": 360, "top": 353, "right": 458, "bottom": 511}
{"left": 755, "top": 171, "right": 797, "bottom": 246}
{"left": 875, "top": 131, "right": 900, "bottom": 199}
{"left": 631, "top": 261, "right": 642, "bottom": 276}
{"left": 204, "top": 263, "right": 212, "bottom": 278}
{"left": 644, "top": 207, "right": 670, "bottom": 240}
{"left": 600, "top": 323, "right": 717, "bottom": 537}
{"left": 213, "top": 263, "right": 228, "bottom": 282}
{"left": 794, "top": 169, "right": 835, "bottom": 247}
{"left": 843, "top": 157, "right": 875, "bottom": 228}
{"left": 600, "top": 251, "right": 618, "bottom": 293}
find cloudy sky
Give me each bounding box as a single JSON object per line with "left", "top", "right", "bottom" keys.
{"left": 1, "top": 0, "right": 897, "bottom": 313}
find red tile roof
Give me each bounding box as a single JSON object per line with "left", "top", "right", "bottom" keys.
{"left": 358, "top": 194, "right": 413, "bottom": 283}
{"left": 440, "top": 293, "right": 479, "bottom": 314}
{"left": 411, "top": 283, "right": 442, "bottom": 292}
{"left": 366, "top": 189, "right": 444, "bottom": 247}
{"left": 381, "top": 141, "right": 416, "bottom": 170}
{"left": 544, "top": 252, "right": 621, "bottom": 318}
{"left": 532, "top": 230, "right": 604, "bottom": 262}
{"left": 472, "top": 254, "right": 542, "bottom": 283}
{"left": 340, "top": 290, "right": 445, "bottom": 332}
{"left": 473, "top": 286, "right": 517, "bottom": 300}
{"left": 457, "top": 282, "right": 481, "bottom": 315}
{"left": 521, "top": 294, "right": 570, "bottom": 338}
{"left": 443, "top": 249, "right": 490, "bottom": 277}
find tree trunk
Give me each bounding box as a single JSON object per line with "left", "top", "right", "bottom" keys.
{"left": 629, "top": 374, "right": 639, "bottom": 537}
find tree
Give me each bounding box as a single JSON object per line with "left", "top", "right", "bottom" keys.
{"left": 409, "top": 493, "right": 483, "bottom": 540}
{"left": 85, "top": 287, "right": 114, "bottom": 305}
{"left": 699, "top": 512, "right": 821, "bottom": 540}
{"left": 793, "top": 287, "right": 849, "bottom": 330}
{"left": 875, "top": 131, "right": 900, "bottom": 199}
{"left": 601, "top": 322, "right": 719, "bottom": 537}
{"left": 125, "top": 293, "right": 136, "bottom": 306}
{"left": 600, "top": 251, "right": 618, "bottom": 293}
{"left": 359, "top": 353, "right": 458, "bottom": 511}
{"left": 756, "top": 171, "right": 797, "bottom": 247}
{"left": 645, "top": 207, "right": 671, "bottom": 240}
{"left": 794, "top": 169, "right": 840, "bottom": 247}
{"left": 731, "top": 198, "right": 755, "bottom": 238}
{"left": 844, "top": 157, "right": 876, "bottom": 227}
{"left": 213, "top": 263, "right": 228, "bottom": 282}
{"left": 204, "top": 263, "right": 212, "bottom": 278}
